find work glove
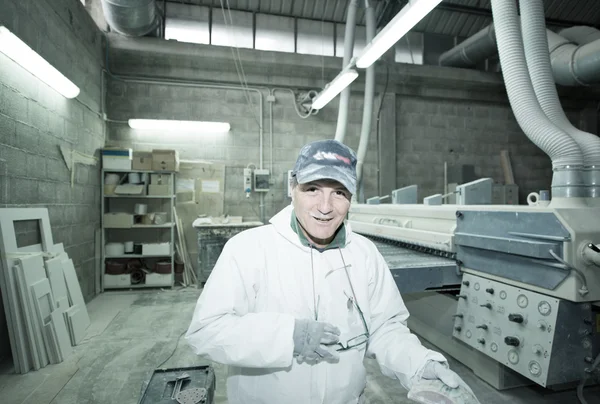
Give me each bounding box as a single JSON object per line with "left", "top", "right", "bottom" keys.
{"left": 408, "top": 361, "right": 479, "bottom": 404}
{"left": 293, "top": 319, "right": 340, "bottom": 363}
{"left": 420, "top": 361, "right": 461, "bottom": 388}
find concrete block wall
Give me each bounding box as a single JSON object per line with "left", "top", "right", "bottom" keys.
{"left": 106, "top": 79, "right": 378, "bottom": 221}
{"left": 104, "top": 35, "right": 599, "bottom": 215}
{"left": 0, "top": 0, "right": 105, "bottom": 361}
{"left": 396, "top": 97, "right": 593, "bottom": 202}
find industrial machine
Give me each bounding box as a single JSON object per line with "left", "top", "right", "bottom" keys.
{"left": 348, "top": 193, "right": 600, "bottom": 391}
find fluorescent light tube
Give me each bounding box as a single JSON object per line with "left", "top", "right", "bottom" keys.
{"left": 0, "top": 26, "right": 80, "bottom": 99}
{"left": 356, "top": 0, "right": 442, "bottom": 69}
{"left": 311, "top": 69, "right": 359, "bottom": 110}
{"left": 128, "top": 119, "right": 231, "bottom": 132}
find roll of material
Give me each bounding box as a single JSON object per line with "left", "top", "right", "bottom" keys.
{"left": 124, "top": 241, "right": 134, "bottom": 253}
{"left": 128, "top": 172, "right": 142, "bottom": 184}
{"left": 134, "top": 203, "right": 148, "bottom": 215}
{"left": 105, "top": 242, "right": 125, "bottom": 256}
{"left": 104, "top": 173, "right": 120, "bottom": 185}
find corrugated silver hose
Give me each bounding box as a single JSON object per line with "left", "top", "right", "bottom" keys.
{"left": 490, "top": 0, "right": 584, "bottom": 198}
{"left": 521, "top": 0, "right": 600, "bottom": 198}
{"left": 101, "top": 0, "right": 159, "bottom": 37}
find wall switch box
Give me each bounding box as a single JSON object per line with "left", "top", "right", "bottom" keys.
{"left": 254, "top": 169, "right": 270, "bottom": 192}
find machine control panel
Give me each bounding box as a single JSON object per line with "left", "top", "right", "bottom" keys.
{"left": 453, "top": 273, "right": 594, "bottom": 387}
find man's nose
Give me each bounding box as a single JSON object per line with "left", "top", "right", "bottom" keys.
{"left": 317, "top": 193, "right": 333, "bottom": 213}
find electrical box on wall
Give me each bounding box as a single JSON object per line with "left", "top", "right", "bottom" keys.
{"left": 287, "top": 170, "right": 294, "bottom": 198}
{"left": 254, "top": 169, "right": 270, "bottom": 192}
{"left": 243, "top": 168, "right": 252, "bottom": 195}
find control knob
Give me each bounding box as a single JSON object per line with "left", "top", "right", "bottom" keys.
{"left": 508, "top": 314, "right": 524, "bottom": 323}
{"left": 505, "top": 336, "right": 520, "bottom": 347}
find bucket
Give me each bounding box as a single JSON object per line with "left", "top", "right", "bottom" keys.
{"left": 134, "top": 203, "right": 148, "bottom": 215}
{"left": 128, "top": 172, "right": 142, "bottom": 184}
{"left": 104, "top": 173, "right": 120, "bottom": 185}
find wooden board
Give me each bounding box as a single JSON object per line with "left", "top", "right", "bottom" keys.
{"left": 45, "top": 256, "right": 69, "bottom": 309}
{"left": 60, "top": 258, "right": 90, "bottom": 330}
{"left": 0, "top": 208, "right": 54, "bottom": 373}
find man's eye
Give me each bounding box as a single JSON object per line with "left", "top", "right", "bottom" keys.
{"left": 335, "top": 190, "right": 348, "bottom": 197}
{"left": 305, "top": 187, "right": 318, "bottom": 193}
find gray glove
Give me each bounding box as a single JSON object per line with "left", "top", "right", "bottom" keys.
{"left": 293, "top": 319, "right": 340, "bottom": 362}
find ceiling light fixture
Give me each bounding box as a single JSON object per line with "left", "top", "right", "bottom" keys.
{"left": 128, "top": 119, "right": 231, "bottom": 132}
{"left": 311, "top": 68, "right": 359, "bottom": 110}
{"left": 356, "top": 0, "right": 442, "bottom": 69}
{"left": 0, "top": 26, "right": 80, "bottom": 99}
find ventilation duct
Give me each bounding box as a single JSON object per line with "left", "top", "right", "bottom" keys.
{"left": 521, "top": 0, "right": 600, "bottom": 199}
{"left": 490, "top": 0, "right": 585, "bottom": 199}
{"left": 440, "top": 23, "right": 600, "bottom": 87}
{"left": 546, "top": 30, "right": 600, "bottom": 86}
{"left": 438, "top": 24, "right": 496, "bottom": 67}
{"left": 558, "top": 26, "right": 600, "bottom": 45}
{"left": 101, "top": 0, "right": 159, "bottom": 37}
{"left": 356, "top": 0, "right": 376, "bottom": 194}
{"left": 334, "top": 0, "right": 359, "bottom": 143}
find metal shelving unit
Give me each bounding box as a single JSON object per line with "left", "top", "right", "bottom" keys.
{"left": 101, "top": 168, "right": 176, "bottom": 291}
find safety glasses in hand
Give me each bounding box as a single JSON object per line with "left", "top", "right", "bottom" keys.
{"left": 335, "top": 291, "right": 370, "bottom": 352}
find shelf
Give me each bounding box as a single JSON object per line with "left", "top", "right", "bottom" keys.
{"left": 105, "top": 254, "right": 171, "bottom": 259}
{"left": 103, "top": 283, "right": 172, "bottom": 289}
{"left": 104, "top": 223, "right": 174, "bottom": 229}
{"left": 102, "top": 169, "right": 176, "bottom": 174}
{"left": 104, "top": 195, "right": 174, "bottom": 198}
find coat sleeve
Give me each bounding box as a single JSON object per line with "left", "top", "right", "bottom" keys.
{"left": 185, "top": 235, "right": 296, "bottom": 368}
{"left": 365, "top": 247, "right": 447, "bottom": 389}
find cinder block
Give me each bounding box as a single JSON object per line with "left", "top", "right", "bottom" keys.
{"left": 37, "top": 180, "right": 57, "bottom": 204}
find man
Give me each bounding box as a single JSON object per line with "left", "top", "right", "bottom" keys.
{"left": 186, "top": 139, "right": 471, "bottom": 403}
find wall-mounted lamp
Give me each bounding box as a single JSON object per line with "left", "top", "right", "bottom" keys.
{"left": 356, "top": 0, "right": 442, "bottom": 69}
{"left": 128, "top": 119, "right": 231, "bottom": 132}
{"left": 311, "top": 68, "right": 359, "bottom": 110}
{"left": 0, "top": 26, "right": 80, "bottom": 99}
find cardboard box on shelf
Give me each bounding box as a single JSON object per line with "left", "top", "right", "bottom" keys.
{"left": 145, "top": 273, "right": 172, "bottom": 287}
{"left": 102, "top": 148, "right": 132, "bottom": 170}
{"left": 148, "top": 184, "right": 170, "bottom": 196}
{"left": 151, "top": 173, "right": 172, "bottom": 185}
{"left": 104, "top": 274, "right": 131, "bottom": 288}
{"left": 142, "top": 242, "right": 171, "bottom": 255}
{"left": 132, "top": 151, "right": 152, "bottom": 170}
{"left": 152, "top": 149, "right": 179, "bottom": 172}
{"left": 103, "top": 213, "right": 134, "bottom": 228}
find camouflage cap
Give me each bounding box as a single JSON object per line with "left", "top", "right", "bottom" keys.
{"left": 292, "top": 139, "right": 357, "bottom": 195}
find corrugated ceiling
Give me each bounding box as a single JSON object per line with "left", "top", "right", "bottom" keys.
{"left": 166, "top": 0, "right": 600, "bottom": 38}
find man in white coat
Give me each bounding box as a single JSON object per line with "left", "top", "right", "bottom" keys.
{"left": 186, "top": 139, "right": 471, "bottom": 403}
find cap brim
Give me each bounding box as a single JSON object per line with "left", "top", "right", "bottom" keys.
{"left": 296, "top": 165, "right": 356, "bottom": 195}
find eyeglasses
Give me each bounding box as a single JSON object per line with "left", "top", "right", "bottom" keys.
{"left": 335, "top": 250, "right": 370, "bottom": 352}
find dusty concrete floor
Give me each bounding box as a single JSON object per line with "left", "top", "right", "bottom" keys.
{"left": 0, "top": 288, "right": 599, "bottom": 404}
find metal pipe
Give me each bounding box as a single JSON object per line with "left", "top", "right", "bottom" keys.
{"left": 334, "top": 0, "right": 359, "bottom": 143}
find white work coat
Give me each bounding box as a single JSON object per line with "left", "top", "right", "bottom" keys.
{"left": 185, "top": 205, "right": 446, "bottom": 404}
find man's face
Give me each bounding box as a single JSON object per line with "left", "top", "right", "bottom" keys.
{"left": 292, "top": 179, "right": 352, "bottom": 248}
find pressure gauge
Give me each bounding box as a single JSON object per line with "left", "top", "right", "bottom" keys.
{"left": 529, "top": 361, "right": 542, "bottom": 376}
{"left": 499, "top": 290, "right": 507, "bottom": 300}
{"left": 508, "top": 349, "right": 520, "bottom": 364}
{"left": 517, "top": 294, "right": 529, "bottom": 308}
{"left": 538, "top": 301, "right": 551, "bottom": 316}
